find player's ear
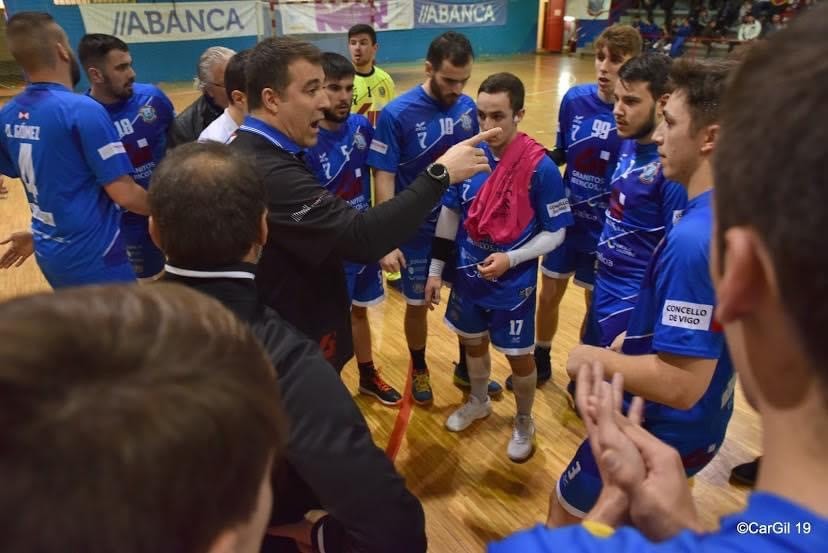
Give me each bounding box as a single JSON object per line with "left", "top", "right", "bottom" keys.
{"left": 424, "top": 60, "right": 434, "bottom": 79}
{"left": 148, "top": 216, "right": 163, "bottom": 251}
{"left": 514, "top": 108, "right": 526, "bottom": 124}
{"left": 55, "top": 40, "right": 71, "bottom": 64}
{"left": 261, "top": 87, "right": 280, "bottom": 115}
{"left": 700, "top": 123, "right": 719, "bottom": 154}
{"left": 714, "top": 226, "right": 768, "bottom": 324}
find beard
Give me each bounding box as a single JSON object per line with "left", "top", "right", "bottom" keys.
{"left": 428, "top": 80, "right": 459, "bottom": 108}
{"left": 69, "top": 53, "right": 81, "bottom": 88}
{"left": 322, "top": 106, "right": 349, "bottom": 124}
{"left": 626, "top": 106, "right": 657, "bottom": 140}
{"left": 103, "top": 73, "right": 134, "bottom": 100}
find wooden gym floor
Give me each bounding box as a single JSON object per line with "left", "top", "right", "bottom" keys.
{"left": 0, "top": 53, "right": 760, "bottom": 551}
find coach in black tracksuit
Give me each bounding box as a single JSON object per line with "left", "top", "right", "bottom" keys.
{"left": 148, "top": 141, "right": 426, "bottom": 553}
{"left": 229, "top": 37, "right": 496, "bottom": 371}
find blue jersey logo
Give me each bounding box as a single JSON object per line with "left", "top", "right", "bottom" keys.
{"left": 639, "top": 161, "right": 660, "bottom": 184}
{"left": 138, "top": 105, "right": 157, "bottom": 123}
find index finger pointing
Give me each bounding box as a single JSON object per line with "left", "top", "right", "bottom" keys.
{"left": 461, "top": 127, "right": 502, "bottom": 147}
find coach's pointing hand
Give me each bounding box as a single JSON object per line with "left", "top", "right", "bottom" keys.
{"left": 436, "top": 128, "right": 502, "bottom": 184}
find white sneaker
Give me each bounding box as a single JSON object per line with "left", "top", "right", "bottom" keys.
{"left": 445, "top": 395, "right": 492, "bottom": 432}
{"left": 507, "top": 415, "right": 536, "bottom": 462}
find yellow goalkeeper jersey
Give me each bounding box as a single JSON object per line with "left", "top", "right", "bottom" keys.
{"left": 352, "top": 65, "right": 395, "bottom": 126}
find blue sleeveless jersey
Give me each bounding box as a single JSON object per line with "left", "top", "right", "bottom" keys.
{"left": 443, "top": 143, "right": 573, "bottom": 310}
{"left": 367, "top": 85, "right": 478, "bottom": 237}
{"left": 556, "top": 84, "right": 621, "bottom": 253}
{"left": 305, "top": 114, "right": 374, "bottom": 212}
{"left": 595, "top": 140, "right": 687, "bottom": 301}
{"left": 87, "top": 83, "right": 174, "bottom": 227}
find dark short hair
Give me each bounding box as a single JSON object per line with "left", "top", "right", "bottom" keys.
{"left": 595, "top": 24, "right": 643, "bottom": 60}
{"left": 478, "top": 72, "right": 525, "bottom": 114}
{"left": 6, "top": 11, "right": 63, "bottom": 72}
{"left": 667, "top": 58, "right": 733, "bottom": 133}
{"left": 426, "top": 31, "right": 474, "bottom": 71}
{"left": 246, "top": 37, "right": 322, "bottom": 110}
{"left": 77, "top": 33, "right": 128, "bottom": 70}
{"left": 225, "top": 49, "right": 251, "bottom": 103}
{"left": 148, "top": 141, "right": 266, "bottom": 268}
{"left": 348, "top": 23, "right": 377, "bottom": 44}
{"left": 714, "top": 5, "right": 828, "bottom": 382}
{"left": 0, "top": 283, "right": 286, "bottom": 553}
{"left": 321, "top": 51, "right": 355, "bottom": 81}
{"left": 618, "top": 52, "right": 673, "bottom": 99}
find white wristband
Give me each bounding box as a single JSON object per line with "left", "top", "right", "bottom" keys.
{"left": 428, "top": 259, "right": 446, "bottom": 277}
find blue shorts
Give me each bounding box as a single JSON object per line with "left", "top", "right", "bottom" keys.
{"left": 345, "top": 262, "right": 384, "bottom": 307}
{"left": 557, "top": 427, "right": 727, "bottom": 516}
{"left": 122, "top": 216, "right": 164, "bottom": 279}
{"left": 36, "top": 233, "right": 136, "bottom": 289}
{"left": 582, "top": 290, "right": 636, "bottom": 347}
{"left": 443, "top": 286, "right": 536, "bottom": 356}
{"left": 540, "top": 240, "right": 597, "bottom": 289}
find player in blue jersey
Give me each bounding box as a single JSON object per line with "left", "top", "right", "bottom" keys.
{"left": 305, "top": 53, "right": 402, "bottom": 407}
{"left": 491, "top": 19, "right": 828, "bottom": 550}
{"left": 547, "top": 57, "right": 735, "bottom": 526}
{"left": 79, "top": 34, "right": 175, "bottom": 280}
{"left": 584, "top": 53, "right": 687, "bottom": 348}
{"left": 368, "top": 31, "right": 501, "bottom": 404}
{"left": 425, "top": 73, "right": 573, "bottom": 461}
{"left": 524, "top": 25, "right": 642, "bottom": 391}
{"left": 0, "top": 13, "right": 148, "bottom": 288}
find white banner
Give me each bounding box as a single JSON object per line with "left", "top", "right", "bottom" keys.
{"left": 566, "top": 0, "right": 611, "bottom": 20}
{"left": 280, "top": 0, "right": 414, "bottom": 35}
{"left": 79, "top": 2, "right": 259, "bottom": 44}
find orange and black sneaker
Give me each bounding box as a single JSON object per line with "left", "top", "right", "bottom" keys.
{"left": 358, "top": 368, "right": 402, "bottom": 406}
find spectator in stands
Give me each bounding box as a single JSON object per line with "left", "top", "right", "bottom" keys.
{"left": 701, "top": 20, "right": 724, "bottom": 56}
{"left": 0, "top": 284, "right": 287, "bottom": 553}
{"left": 198, "top": 50, "right": 250, "bottom": 144}
{"left": 670, "top": 17, "right": 693, "bottom": 56}
{"left": 694, "top": 8, "right": 712, "bottom": 34}
{"left": 762, "top": 13, "right": 785, "bottom": 35}
{"left": 631, "top": 14, "right": 643, "bottom": 32}
{"left": 739, "top": 0, "right": 756, "bottom": 20}
{"left": 168, "top": 46, "right": 235, "bottom": 148}
{"left": 148, "top": 141, "right": 428, "bottom": 553}
{"left": 738, "top": 14, "right": 763, "bottom": 41}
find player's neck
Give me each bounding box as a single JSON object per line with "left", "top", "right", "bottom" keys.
{"left": 25, "top": 68, "right": 72, "bottom": 90}
{"left": 228, "top": 104, "right": 246, "bottom": 126}
{"left": 89, "top": 86, "right": 120, "bottom": 105}
{"left": 686, "top": 157, "right": 714, "bottom": 200}
{"left": 596, "top": 87, "right": 614, "bottom": 104}
{"left": 319, "top": 118, "right": 342, "bottom": 133}
{"left": 757, "top": 403, "right": 828, "bottom": 518}
{"left": 354, "top": 61, "right": 374, "bottom": 75}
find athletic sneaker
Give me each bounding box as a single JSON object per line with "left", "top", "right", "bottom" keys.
{"left": 505, "top": 348, "right": 552, "bottom": 391}
{"left": 445, "top": 395, "right": 492, "bottom": 431}
{"left": 730, "top": 457, "right": 760, "bottom": 487}
{"left": 411, "top": 367, "right": 433, "bottom": 405}
{"left": 507, "top": 414, "right": 536, "bottom": 462}
{"left": 453, "top": 362, "right": 504, "bottom": 397}
{"left": 358, "top": 369, "right": 402, "bottom": 406}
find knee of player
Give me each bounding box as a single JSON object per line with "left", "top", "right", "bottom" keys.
{"left": 462, "top": 335, "right": 490, "bottom": 356}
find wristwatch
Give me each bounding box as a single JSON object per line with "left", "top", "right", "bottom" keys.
{"left": 426, "top": 162, "right": 450, "bottom": 186}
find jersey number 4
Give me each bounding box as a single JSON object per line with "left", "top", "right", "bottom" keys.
{"left": 18, "top": 142, "right": 38, "bottom": 201}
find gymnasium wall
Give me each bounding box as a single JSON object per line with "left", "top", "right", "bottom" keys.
{"left": 5, "top": 0, "right": 540, "bottom": 86}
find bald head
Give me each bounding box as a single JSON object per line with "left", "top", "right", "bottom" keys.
{"left": 6, "top": 12, "right": 66, "bottom": 72}
{"left": 148, "top": 142, "right": 266, "bottom": 268}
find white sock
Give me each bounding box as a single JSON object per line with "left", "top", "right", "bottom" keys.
{"left": 466, "top": 352, "right": 491, "bottom": 403}
{"left": 535, "top": 340, "right": 552, "bottom": 349}
{"left": 512, "top": 369, "right": 537, "bottom": 417}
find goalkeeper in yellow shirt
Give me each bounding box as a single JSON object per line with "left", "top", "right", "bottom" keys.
{"left": 348, "top": 23, "right": 401, "bottom": 287}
